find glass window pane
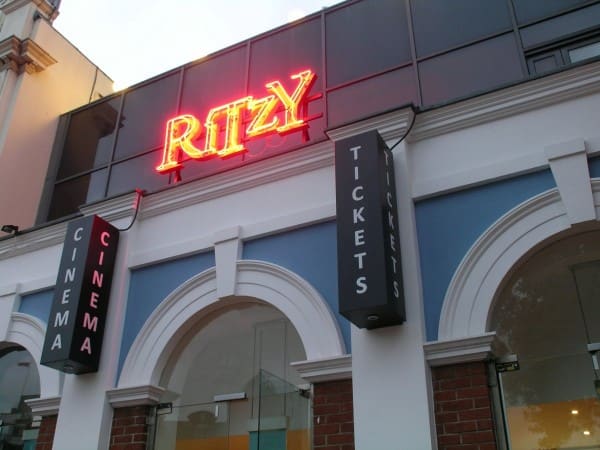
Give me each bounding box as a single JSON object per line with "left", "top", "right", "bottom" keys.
{"left": 326, "top": 0, "right": 411, "bottom": 87}
{"left": 569, "top": 40, "right": 600, "bottom": 63}
{"left": 327, "top": 67, "right": 417, "bottom": 128}
{"left": 47, "top": 170, "right": 107, "bottom": 221}
{"left": 107, "top": 151, "right": 169, "bottom": 197}
{"left": 513, "top": 0, "right": 590, "bottom": 25}
{"left": 56, "top": 98, "right": 120, "bottom": 180}
{"left": 411, "top": 0, "right": 512, "bottom": 57}
{"left": 520, "top": 3, "right": 600, "bottom": 49}
{"left": 180, "top": 47, "right": 247, "bottom": 122}
{"left": 113, "top": 73, "right": 180, "bottom": 160}
{"left": 248, "top": 18, "right": 322, "bottom": 95}
{"left": 419, "top": 34, "right": 524, "bottom": 107}
{"left": 490, "top": 231, "right": 600, "bottom": 450}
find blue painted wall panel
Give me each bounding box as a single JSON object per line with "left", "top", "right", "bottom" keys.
{"left": 119, "top": 251, "right": 215, "bottom": 374}
{"left": 242, "top": 221, "right": 350, "bottom": 351}
{"left": 18, "top": 289, "right": 53, "bottom": 324}
{"left": 416, "top": 170, "right": 555, "bottom": 341}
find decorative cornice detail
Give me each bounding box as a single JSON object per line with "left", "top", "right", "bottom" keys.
{"left": 25, "top": 396, "right": 61, "bottom": 416}
{"left": 424, "top": 333, "right": 497, "bottom": 367}
{"left": 291, "top": 355, "right": 352, "bottom": 383}
{"left": 411, "top": 61, "right": 600, "bottom": 141}
{"left": 0, "top": 0, "right": 59, "bottom": 21}
{"left": 20, "top": 38, "right": 56, "bottom": 73}
{"left": 0, "top": 35, "right": 56, "bottom": 74}
{"left": 106, "top": 385, "right": 165, "bottom": 408}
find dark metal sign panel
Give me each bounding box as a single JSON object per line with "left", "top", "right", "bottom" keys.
{"left": 41, "top": 215, "right": 119, "bottom": 374}
{"left": 334, "top": 130, "right": 406, "bottom": 329}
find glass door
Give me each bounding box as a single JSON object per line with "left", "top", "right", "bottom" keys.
{"left": 254, "top": 370, "right": 310, "bottom": 450}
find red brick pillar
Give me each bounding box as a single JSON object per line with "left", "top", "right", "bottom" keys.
{"left": 313, "top": 379, "right": 354, "bottom": 450}
{"left": 109, "top": 405, "right": 152, "bottom": 450}
{"left": 35, "top": 415, "right": 57, "bottom": 450}
{"left": 432, "top": 361, "right": 497, "bottom": 450}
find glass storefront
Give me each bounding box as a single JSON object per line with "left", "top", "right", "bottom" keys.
{"left": 0, "top": 346, "right": 40, "bottom": 450}
{"left": 490, "top": 230, "right": 600, "bottom": 450}
{"left": 151, "top": 300, "right": 310, "bottom": 450}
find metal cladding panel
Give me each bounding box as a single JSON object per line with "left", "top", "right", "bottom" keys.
{"left": 41, "top": 215, "right": 120, "bottom": 374}
{"left": 334, "top": 130, "right": 405, "bottom": 329}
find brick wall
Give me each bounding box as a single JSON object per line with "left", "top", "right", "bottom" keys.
{"left": 109, "top": 405, "right": 151, "bottom": 450}
{"left": 35, "top": 415, "right": 57, "bottom": 450}
{"left": 313, "top": 379, "right": 354, "bottom": 450}
{"left": 432, "top": 361, "right": 497, "bottom": 450}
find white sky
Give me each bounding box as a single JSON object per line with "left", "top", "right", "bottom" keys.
{"left": 54, "top": 0, "right": 341, "bottom": 90}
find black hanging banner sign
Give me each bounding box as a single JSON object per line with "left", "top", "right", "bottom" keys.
{"left": 41, "top": 215, "right": 119, "bottom": 374}
{"left": 334, "top": 130, "right": 406, "bottom": 329}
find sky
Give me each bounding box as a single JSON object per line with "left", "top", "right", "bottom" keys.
{"left": 54, "top": 0, "right": 341, "bottom": 90}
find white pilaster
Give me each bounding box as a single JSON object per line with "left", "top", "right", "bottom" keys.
{"left": 51, "top": 220, "right": 133, "bottom": 450}
{"left": 0, "top": 283, "right": 19, "bottom": 340}
{"left": 351, "top": 140, "right": 435, "bottom": 450}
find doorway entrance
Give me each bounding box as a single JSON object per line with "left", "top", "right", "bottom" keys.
{"left": 490, "top": 230, "right": 600, "bottom": 449}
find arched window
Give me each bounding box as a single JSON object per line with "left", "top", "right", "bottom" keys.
{"left": 0, "top": 345, "right": 40, "bottom": 450}
{"left": 489, "top": 230, "right": 600, "bottom": 449}
{"left": 151, "top": 298, "right": 310, "bottom": 450}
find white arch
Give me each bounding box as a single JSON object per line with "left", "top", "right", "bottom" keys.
{"left": 118, "top": 260, "right": 346, "bottom": 388}
{"left": 438, "top": 182, "right": 600, "bottom": 340}
{"left": 7, "top": 312, "right": 61, "bottom": 398}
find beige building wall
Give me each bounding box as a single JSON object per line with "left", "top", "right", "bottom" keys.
{"left": 0, "top": 0, "right": 113, "bottom": 231}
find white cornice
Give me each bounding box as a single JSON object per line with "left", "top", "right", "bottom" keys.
{"left": 424, "top": 333, "right": 497, "bottom": 367}
{"left": 25, "top": 396, "right": 61, "bottom": 416}
{"left": 79, "top": 190, "right": 139, "bottom": 223}
{"left": 0, "top": 220, "right": 66, "bottom": 260}
{"left": 20, "top": 38, "right": 56, "bottom": 73}
{"left": 326, "top": 108, "right": 413, "bottom": 143}
{"left": 411, "top": 61, "right": 600, "bottom": 141}
{"left": 140, "top": 139, "right": 334, "bottom": 219}
{"left": 291, "top": 354, "right": 352, "bottom": 383}
{"left": 106, "top": 385, "right": 165, "bottom": 408}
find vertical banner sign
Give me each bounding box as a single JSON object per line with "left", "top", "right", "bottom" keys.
{"left": 41, "top": 215, "right": 119, "bottom": 374}
{"left": 334, "top": 130, "right": 406, "bottom": 329}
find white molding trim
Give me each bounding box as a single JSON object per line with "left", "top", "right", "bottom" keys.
{"left": 0, "top": 220, "right": 66, "bottom": 260}
{"left": 438, "top": 182, "right": 600, "bottom": 340}
{"left": 139, "top": 140, "right": 334, "bottom": 220}
{"left": 7, "top": 312, "right": 61, "bottom": 399}
{"left": 25, "top": 396, "right": 61, "bottom": 416}
{"left": 424, "top": 333, "right": 496, "bottom": 367}
{"left": 326, "top": 108, "right": 414, "bottom": 143}
{"left": 411, "top": 60, "right": 600, "bottom": 141}
{"left": 118, "top": 260, "right": 346, "bottom": 389}
{"left": 80, "top": 191, "right": 139, "bottom": 223}
{"left": 291, "top": 355, "right": 352, "bottom": 383}
{"left": 106, "top": 385, "right": 165, "bottom": 408}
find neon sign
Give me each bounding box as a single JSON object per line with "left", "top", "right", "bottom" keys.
{"left": 157, "top": 69, "right": 316, "bottom": 174}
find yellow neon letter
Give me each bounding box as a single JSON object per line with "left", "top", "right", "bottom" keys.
{"left": 156, "top": 114, "right": 203, "bottom": 173}
{"left": 266, "top": 70, "right": 316, "bottom": 134}
{"left": 246, "top": 94, "right": 279, "bottom": 138}
{"left": 204, "top": 97, "right": 251, "bottom": 158}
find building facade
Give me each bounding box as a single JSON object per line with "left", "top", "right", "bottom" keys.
{"left": 1, "top": 0, "right": 600, "bottom": 449}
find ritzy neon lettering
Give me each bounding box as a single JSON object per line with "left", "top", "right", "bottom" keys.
{"left": 157, "top": 70, "right": 316, "bottom": 174}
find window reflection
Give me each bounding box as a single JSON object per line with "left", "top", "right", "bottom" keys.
{"left": 154, "top": 300, "right": 309, "bottom": 450}
{"left": 490, "top": 230, "right": 600, "bottom": 450}
{"left": 0, "top": 346, "right": 40, "bottom": 450}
